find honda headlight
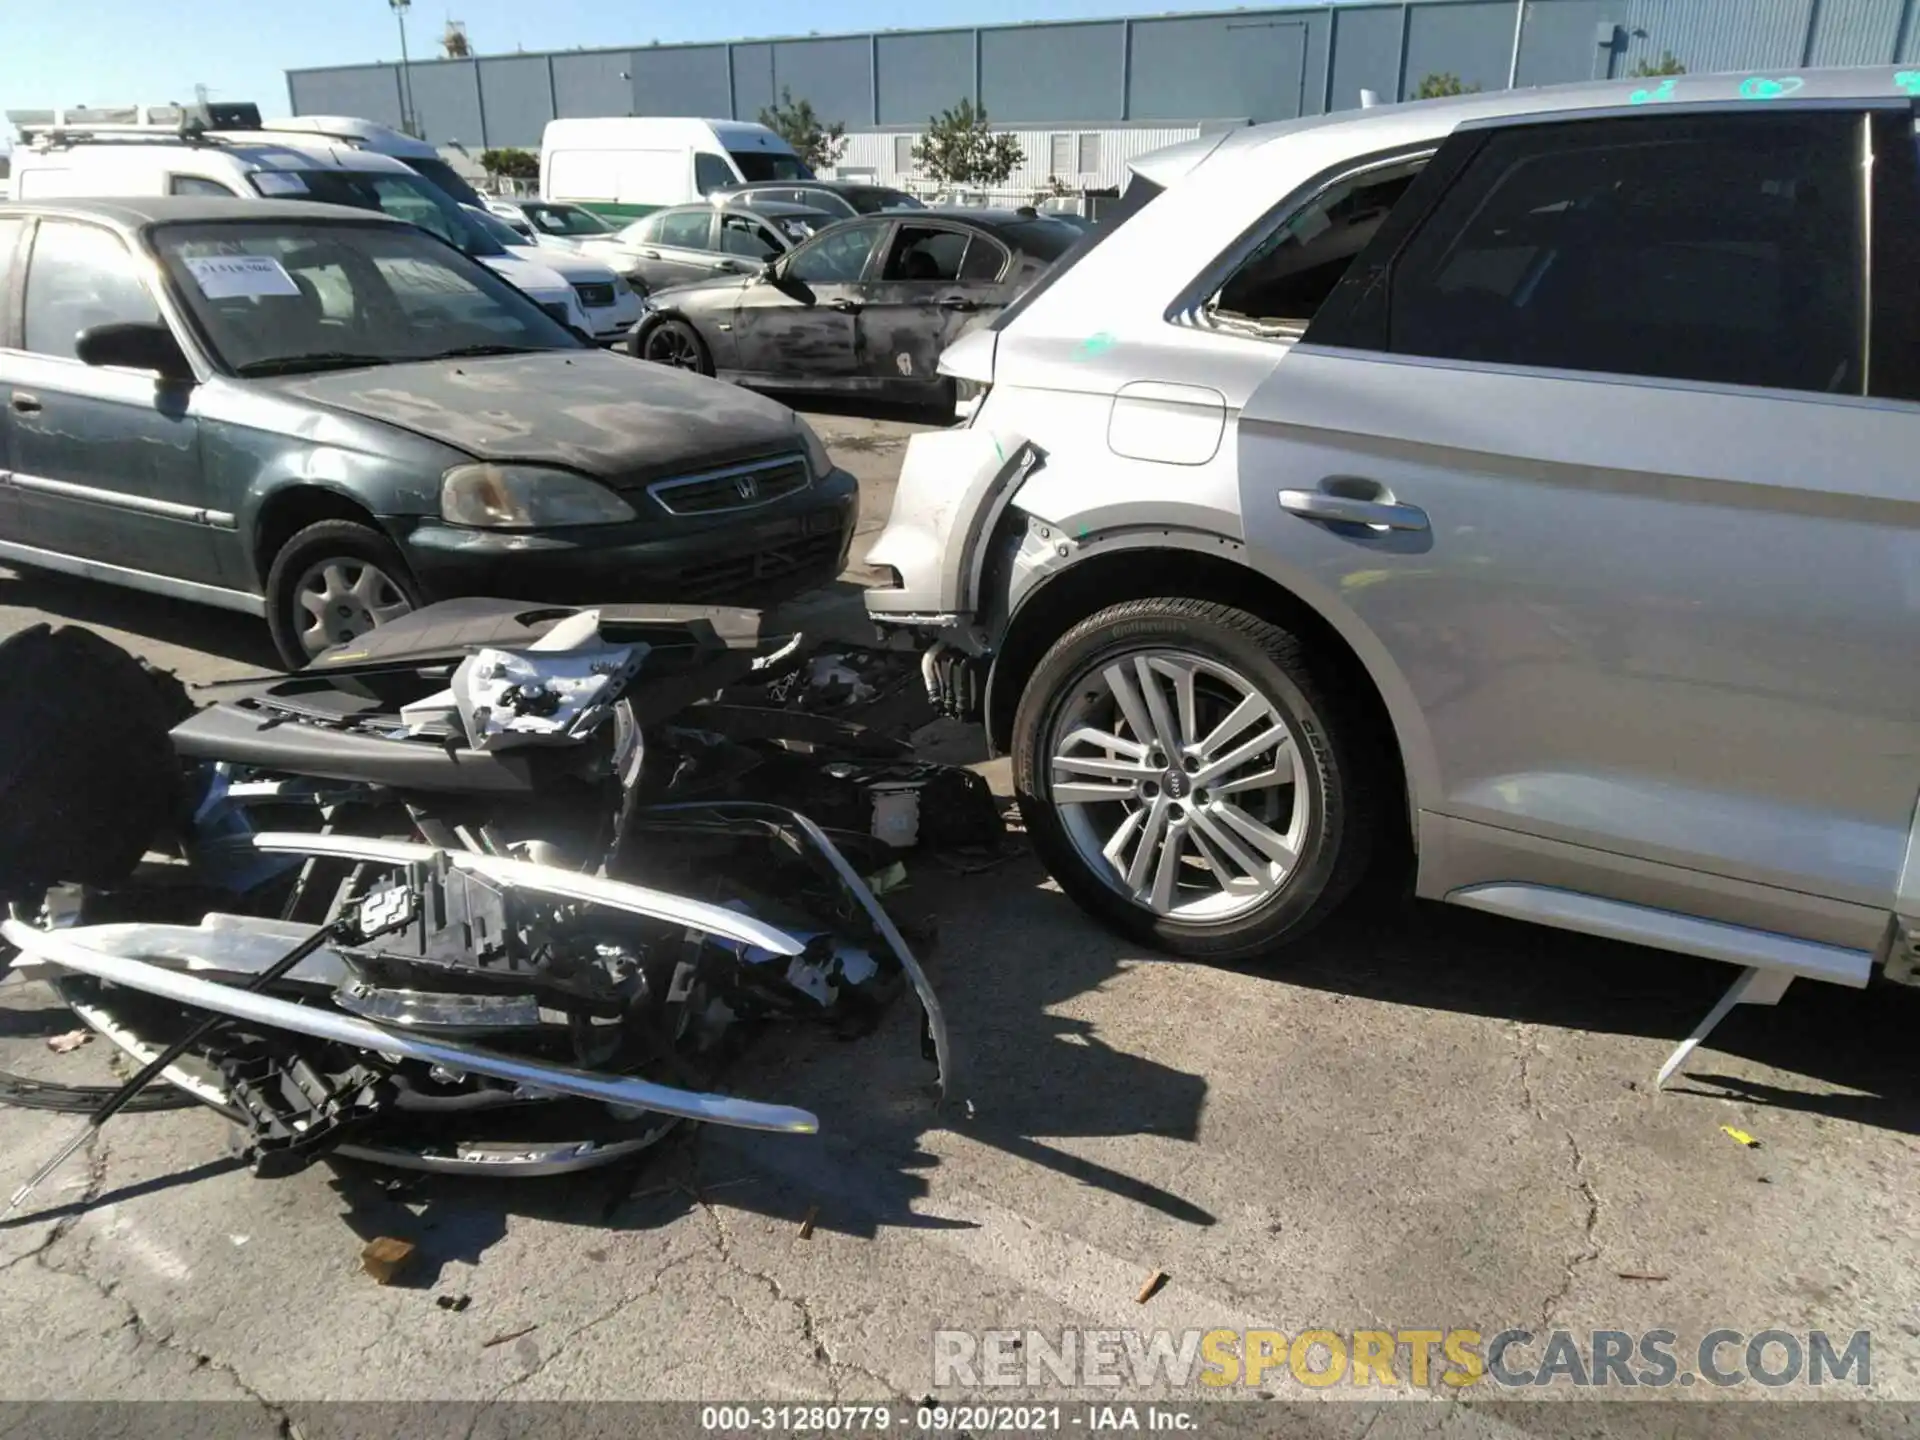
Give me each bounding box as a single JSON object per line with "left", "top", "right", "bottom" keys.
{"left": 796, "top": 420, "right": 832, "bottom": 479}
{"left": 441, "top": 464, "right": 637, "bottom": 528}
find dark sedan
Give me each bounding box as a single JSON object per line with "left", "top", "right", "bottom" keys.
{"left": 629, "top": 209, "right": 1082, "bottom": 414}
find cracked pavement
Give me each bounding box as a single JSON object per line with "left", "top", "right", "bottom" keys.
{"left": 0, "top": 411, "right": 1915, "bottom": 1432}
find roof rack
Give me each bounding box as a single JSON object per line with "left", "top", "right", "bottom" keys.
{"left": 8, "top": 101, "right": 262, "bottom": 148}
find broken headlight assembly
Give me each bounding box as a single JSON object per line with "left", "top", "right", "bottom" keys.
{"left": 441, "top": 463, "right": 638, "bottom": 528}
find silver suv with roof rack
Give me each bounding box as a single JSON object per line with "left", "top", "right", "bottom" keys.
{"left": 863, "top": 65, "right": 1920, "bottom": 1078}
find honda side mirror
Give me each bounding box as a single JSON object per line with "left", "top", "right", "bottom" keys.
{"left": 75, "top": 321, "right": 194, "bottom": 382}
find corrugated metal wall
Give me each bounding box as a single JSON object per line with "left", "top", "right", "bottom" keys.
{"left": 286, "top": 0, "right": 1920, "bottom": 150}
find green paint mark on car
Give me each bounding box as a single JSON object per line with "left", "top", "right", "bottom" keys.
{"left": 1077, "top": 332, "right": 1118, "bottom": 359}
{"left": 1737, "top": 75, "right": 1804, "bottom": 100}
{"left": 1896, "top": 70, "right": 1920, "bottom": 95}
{"left": 1629, "top": 78, "right": 1678, "bottom": 105}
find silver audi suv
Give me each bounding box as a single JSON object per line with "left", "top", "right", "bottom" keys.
{"left": 863, "top": 67, "right": 1920, "bottom": 1061}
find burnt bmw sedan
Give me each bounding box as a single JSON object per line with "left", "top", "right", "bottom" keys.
{"left": 629, "top": 209, "right": 1084, "bottom": 415}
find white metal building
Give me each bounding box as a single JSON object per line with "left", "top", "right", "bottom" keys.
{"left": 832, "top": 122, "right": 1236, "bottom": 195}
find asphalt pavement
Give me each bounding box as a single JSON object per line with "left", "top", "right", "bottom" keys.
{"left": 0, "top": 408, "right": 1913, "bottom": 1434}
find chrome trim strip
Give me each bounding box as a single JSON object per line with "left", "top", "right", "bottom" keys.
{"left": 0, "top": 537, "right": 265, "bottom": 616}
{"left": 8, "top": 470, "right": 235, "bottom": 528}
{"left": 57, "top": 982, "right": 676, "bottom": 1175}
{"left": 1, "top": 919, "right": 821, "bottom": 1135}
{"left": 243, "top": 832, "right": 810, "bottom": 958}
{"left": 1447, "top": 882, "right": 1872, "bottom": 988}
{"left": 1860, "top": 110, "right": 1873, "bottom": 397}
{"left": 646, "top": 452, "right": 811, "bottom": 515}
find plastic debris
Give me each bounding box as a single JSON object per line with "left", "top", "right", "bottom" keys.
{"left": 1616, "top": 1270, "right": 1669, "bottom": 1282}
{"left": 45, "top": 1030, "right": 92, "bottom": 1054}
{"left": 483, "top": 1324, "right": 539, "bottom": 1348}
{"left": 361, "top": 1236, "right": 417, "bottom": 1285}
{"left": 1136, "top": 1270, "right": 1169, "bottom": 1305}
{"left": 798, "top": 1204, "right": 820, "bottom": 1240}
{"left": 1720, "top": 1126, "right": 1763, "bottom": 1149}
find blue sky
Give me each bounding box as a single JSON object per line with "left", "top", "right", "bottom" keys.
{"left": 1, "top": 0, "right": 1323, "bottom": 136}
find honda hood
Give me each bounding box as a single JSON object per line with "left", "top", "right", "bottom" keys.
{"left": 265, "top": 348, "right": 809, "bottom": 486}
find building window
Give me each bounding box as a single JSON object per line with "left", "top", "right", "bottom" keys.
{"left": 1049, "top": 133, "right": 1074, "bottom": 176}
{"left": 1077, "top": 133, "right": 1101, "bottom": 174}
{"left": 893, "top": 135, "right": 914, "bottom": 173}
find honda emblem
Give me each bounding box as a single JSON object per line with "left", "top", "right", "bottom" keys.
{"left": 735, "top": 475, "right": 759, "bottom": 500}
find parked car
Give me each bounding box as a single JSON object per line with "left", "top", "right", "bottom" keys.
{"left": 484, "top": 197, "right": 619, "bottom": 251}
{"left": 707, "top": 180, "right": 924, "bottom": 219}
{"left": 583, "top": 201, "right": 836, "bottom": 292}
{"left": 6, "top": 104, "right": 591, "bottom": 333}
{"left": 860, "top": 68, "right": 1920, "bottom": 1036}
{"left": 0, "top": 197, "right": 855, "bottom": 669}
{"left": 462, "top": 203, "right": 644, "bottom": 342}
{"left": 540, "top": 117, "right": 809, "bottom": 221}
{"left": 629, "top": 209, "right": 1083, "bottom": 412}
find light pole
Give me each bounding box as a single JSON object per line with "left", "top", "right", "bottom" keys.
{"left": 390, "top": 0, "right": 417, "bottom": 137}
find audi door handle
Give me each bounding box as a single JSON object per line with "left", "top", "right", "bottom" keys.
{"left": 937, "top": 296, "right": 977, "bottom": 311}
{"left": 9, "top": 393, "right": 41, "bottom": 415}
{"left": 1278, "top": 488, "right": 1429, "bottom": 532}
{"left": 641, "top": 249, "right": 662, "bottom": 259}
{"left": 828, "top": 298, "right": 861, "bottom": 313}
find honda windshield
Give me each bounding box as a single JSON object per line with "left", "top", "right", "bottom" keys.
{"left": 153, "top": 219, "right": 581, "bottom": 376}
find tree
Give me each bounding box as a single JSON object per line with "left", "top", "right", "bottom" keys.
{"left": 909, "top": 98, "right": 1025, "bottom": 188}
{"left": 1413, "top": 72, "right": 1481, "bottom": 99}
{"left": 479, "top": 147, "right": 538, "bottom": 181}
{"left": 1629, "top": 51, "right": 1686, "bottom": 77}
{"left": 758, "top": 87, "right": 848, "bottom": 173}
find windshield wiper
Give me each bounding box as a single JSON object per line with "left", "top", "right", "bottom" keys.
{"left": 234, "top": 352, "right": 393, "bottom": 377}
{"left": 418, "top": 343, "right": 549, "bottom": 359}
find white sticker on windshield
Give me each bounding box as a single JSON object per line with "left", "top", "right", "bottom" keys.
{"left": 184, "top": 254, "right": 302, "bottom": 300}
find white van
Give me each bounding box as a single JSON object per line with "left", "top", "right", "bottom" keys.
{"left": 260, "top": 114, "right": 486, "bottom": 208}
{"left": 8, "top": 105, "right": 586, "bottom": 330}
{"left": 540, "top": 117, "right": 810, "bottom": 222}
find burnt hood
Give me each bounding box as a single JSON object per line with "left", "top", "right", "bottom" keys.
{"left": 264, "top": 349, "right": 806, "bottom": 487}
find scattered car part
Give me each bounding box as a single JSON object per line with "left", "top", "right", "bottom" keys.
{"left": 0, "top": 600, "right": 976, "bottom": 1186}
{"left": 4, "top": 904, "right": 399, "bottom": 1219}
{"left": 1, "top": 917, "right": 823, "bottom": 1134}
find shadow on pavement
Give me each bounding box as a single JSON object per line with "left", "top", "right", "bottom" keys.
{"left": 277, "top": 840, "right": 1915, "bottom": 1272}
{"left": 295, "top": 845, "right": 1216, "bottom": 1265}
{"left": 0, "top": 568, "right": 280, "bottom": 672}
{"left": 1262, "top": 892, "right": 1920, "bottom": 1137}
